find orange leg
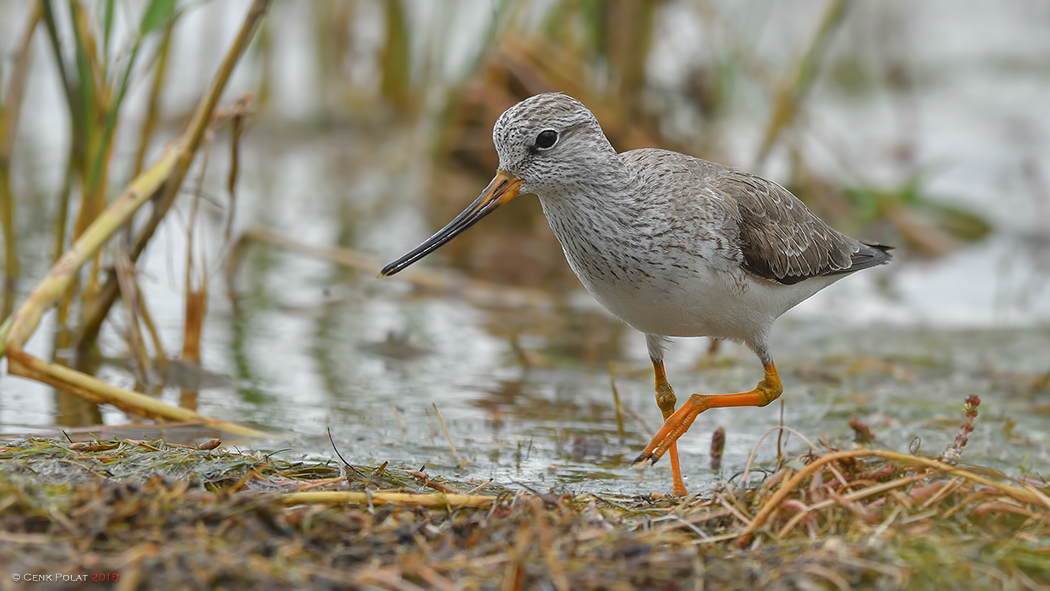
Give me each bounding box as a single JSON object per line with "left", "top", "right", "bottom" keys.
{"left": 637, "top": 363, "right": 783, "bottom": 467}
{"left": 652, "top": 358, "right": 688, "bottom": 496}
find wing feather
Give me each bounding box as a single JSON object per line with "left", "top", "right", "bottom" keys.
{"left": 710, "top": 171, "right": 862, "bottom": 285}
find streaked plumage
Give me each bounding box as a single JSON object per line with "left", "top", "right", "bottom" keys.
{"left": 381, "top": 93, "right": 891, "bottom": 494}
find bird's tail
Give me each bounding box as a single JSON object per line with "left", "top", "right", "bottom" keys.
{"left": 849, "top": 242, "right": 894, "bottom": 272}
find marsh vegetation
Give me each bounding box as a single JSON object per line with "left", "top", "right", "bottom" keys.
{"left": 1, "top": 0, "right": 1048, "bottom": 588}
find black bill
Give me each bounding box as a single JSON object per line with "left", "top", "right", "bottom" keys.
{"left": 378, "top": 171, "right": 524, "bottom": 277}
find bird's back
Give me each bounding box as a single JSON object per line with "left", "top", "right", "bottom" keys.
{"left": 618, "top": 149, "right": 891, "bottom": 286}
{"left": 537, "top": 148, "right": 890, "bottom": 342}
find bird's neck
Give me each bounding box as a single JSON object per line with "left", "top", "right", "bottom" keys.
{"left": 535, "top": 156, "right": 637, "bottom": 211}
{"left": 535, "top": 157, "right": 643, "bottom": 263}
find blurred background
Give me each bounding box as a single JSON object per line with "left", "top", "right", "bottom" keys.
{"left": 1, "top": 0, "right": 1048, "bottom": 493}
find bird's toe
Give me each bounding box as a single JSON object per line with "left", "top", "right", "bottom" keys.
{"left": 632, "top": 452, "right": 658, "bottom": 467}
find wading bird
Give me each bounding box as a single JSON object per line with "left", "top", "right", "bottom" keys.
{"left": 380, "top": 93, "right": 891, "bottom": 495}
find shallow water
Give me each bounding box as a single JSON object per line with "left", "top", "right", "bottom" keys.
{"left": 1, "top": 1, "right": 1048, "bottom": 494}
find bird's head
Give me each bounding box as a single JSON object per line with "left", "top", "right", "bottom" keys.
{"left": 491, "top": 93, "right": 614, "bottom": 194}
{"left": 379, "top": 93, "right": 614, "bottom": 278}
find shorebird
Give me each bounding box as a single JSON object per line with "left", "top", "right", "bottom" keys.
{"left": 380, "top": 93, "right": 891, "bottom": 495}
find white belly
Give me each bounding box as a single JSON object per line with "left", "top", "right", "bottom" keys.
{"left": 537, "top": 193, "right": 842, "bottom": 344}
{"left": 573, "top": 257, "right": 841, "bottom": 343}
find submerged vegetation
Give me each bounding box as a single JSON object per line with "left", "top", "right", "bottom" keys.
{"left": 0, "top": 1, "right": 1047, "bottom": 589}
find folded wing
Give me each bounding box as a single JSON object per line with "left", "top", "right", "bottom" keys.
{"left": 711, "top": 171, "right": 891, "bottom": 285}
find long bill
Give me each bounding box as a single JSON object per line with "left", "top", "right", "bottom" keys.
{"left": 378, "top": 171, "right": 524, "bottom": 277}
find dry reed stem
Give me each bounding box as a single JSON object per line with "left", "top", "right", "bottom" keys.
{"left": 740, "top": 425, "right": 822, "bottom": 488}
{"left": 3, "top": 159, "right": 263, "bottom": 437}
{"left": 289, "top": 476, "right": 347, "bottom": 492}
{"left": 0, "top": 316, "right": 11, "bottom": 357}
{"left": 432, "top": 403, "right": 460, "bottom": 463}
{"left": 466, "top": 479, "right": 494, "bottom": 495}
{"left": 1022, "top": 483, "right": 1050, "bottom": 511}
{"left": 227, "top": 226, "right": 551, "bottom": 307}
{"left": 353, "top": 566, "right": 425, "bottom": 591}
{"left": 919, "top": 477, "right": 963, "bottom": 510}
{"left": 7, "top": 144, "right": 179, "bottom": 348}
{"left": 754, "top": 0, "right": 849, "bottom": 166}
{"left": 113, "top": 253, "right": 149, "bottom": 381}
{"left": 73, "top": 0, "right": 269, "bottom": 357}
{"left": 401, "top": 558, "right": 458, "bottom": 591}
{"left": 281, "top": 490, "right": 498, "bottom": 509}
{"left": 740, "top": 448, "right": 1046, "bottom": 543}
{"left": 0, "top": 1, "right": 42, "bottom": 319}
{"left": 131, "top": 4, "right": 175, "bottom": 178}
{"left": 179, "top": 140, "right": 209, "bottom": 411}
{"left": 2, "top": 0, "right": 271, "bottom": 439}
{"left": 134, "top": 283, "right": 169, "bottom": 377}
{"left": 532, "top": 497, "right": 571, "bottom": 591}
{"left": 224, "top": 101, "right": 248, "bottom": 242}
{"left": 691, "top": 0, "right": 776, "bottom": 93}
{"left": 406, "top": 469, "right": 462, "bottom": 495}
{"left": 607, "top": 362, "right": 626, "bottom": 437}
{"left": 501, "top": 522, "right": 533, "bottom": 591}
{"left": 883, "top": 202, "right": 956, "bottom": 257}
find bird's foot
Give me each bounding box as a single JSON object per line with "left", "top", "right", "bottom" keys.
{"left": 632, "top": 438, "right": 689, "bottom": 495}
{"left": 637, "top": 369, "right": 784, "bottom": 469}
{"left": 633, "top": 396, "right": 707, "bottom": 468}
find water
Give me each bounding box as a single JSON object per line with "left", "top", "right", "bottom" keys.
{"left": 1, "top": 0, "right": 1048, "bottom": 494}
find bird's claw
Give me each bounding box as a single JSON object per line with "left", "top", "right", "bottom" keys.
{"left": 632, "top": 451, "right": 660, "bottom": 467}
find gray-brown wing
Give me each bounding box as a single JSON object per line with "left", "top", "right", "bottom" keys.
{"left": 710, "top": 170, "right": 861, "bottom": 285}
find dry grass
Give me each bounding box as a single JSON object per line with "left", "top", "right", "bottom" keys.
{"left": 2, "top": 400, "right": 1047, "bottom": 590}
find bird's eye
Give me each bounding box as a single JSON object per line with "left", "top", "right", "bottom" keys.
{"left": 535, "top": 129, "right": 558, "bottom": 149}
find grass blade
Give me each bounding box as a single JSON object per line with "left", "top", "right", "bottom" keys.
{"left": 74, "top": 0, "right": 269, "bottom": 361}
{"left": 139, "top": 0, "right": 176, "bottom": 36}
{"left": 3, "top": 0, "right": 273, "bottom": 438}
{"left": 132, "top": 5, "right": 176, "bottom": 177}
{"left": 0, "top": 1, "right": 42, "bottom": 320}
{"left": 755, "top": 0, "right": 851, "bottom": 166}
